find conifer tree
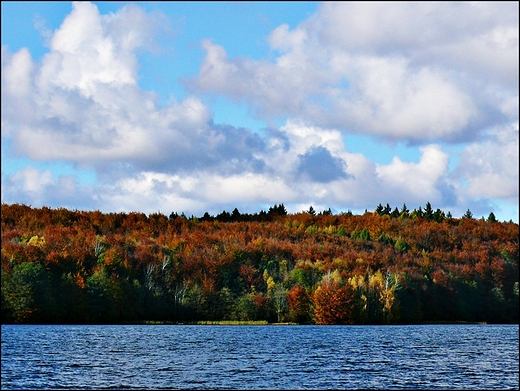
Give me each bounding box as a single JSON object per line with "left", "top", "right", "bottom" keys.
{"left": 487, "top": 212, "right": 497, "bottom": 223}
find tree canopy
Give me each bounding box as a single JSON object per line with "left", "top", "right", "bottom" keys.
{"left": 2, "top": 202, "right": 518, "bottom": 325}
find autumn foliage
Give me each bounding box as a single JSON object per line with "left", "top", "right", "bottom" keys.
{"left": 1, "top": 203, "right": 518, "bottom": 324}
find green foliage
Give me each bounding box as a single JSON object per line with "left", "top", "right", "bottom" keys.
{"left": 233, "top": 291, "right": 269, "bottom": 321}
{"left": 289, "top": 261, "right": 324, "bottom": 289}
{"left": 305, "top": 224, "right": 319, "bottom": 234}
{"left": 1, "top": 262, "right": 55, "bottom": 323}
{"left": 86, "top": 268, "right": 118, "bottom": 322}
{"left": 394, "top": 238, "right": 410, "bottom": 252}
{"left": 351, "top": 227, "right": 371, "bottom": 240}
{"left": 268, "top": 203, "right": 287, "bottom": 217}
{"left": 359, "top": 227, "right": 371, "bottom": 241}
{"left": 320, "top": 208, "right": 332, "bottom": 216}
{"left": 487, "top": 212, "right": 497, "bottom": 223}
{"left": 378, "top": 232, "right": 394, "bottom": 245}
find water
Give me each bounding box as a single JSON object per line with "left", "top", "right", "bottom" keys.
{"left": 1, "top": 324, "right": 518, "bottom": 390}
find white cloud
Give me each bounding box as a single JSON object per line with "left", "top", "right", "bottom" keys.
{"left": 46, "top": 1, "right": 163, "bottom": 95}
{"left": 12, "top": 166, "right": 54, "bottom": 194}
{"left": 2, "top": 47, "right": 34, "bottom": 98}
{"left": 1, "top": 47, "right": 37, "bottom": 131}
{"left": 376, "top": 144, "right": 451, "bottom": 204}
{"left": 268, "top": 24, "right": 307, "bottom": 52}
{"left": 93, "top": 171, "right": 296, "bottom": 215}
{"left": 1, "top": 167, "right": 95, "bottom": 209}
{"left": 334, "top": 56, "right": 476, "bottom": 140}
{"left": 1, "top": 2, "right": 250, "bottom": 174}
{"left": 1, "top": 2, "right": 518, "bottom": 222}
{"left": 455, "top": 122, "right": 519, "bottom": 200}
{"left": 190, "top": 1, "right": 516, "bottom": 143}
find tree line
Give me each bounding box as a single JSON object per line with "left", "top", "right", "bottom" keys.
{"left": 1, "top": 202, "right": 518, "bottom": 324}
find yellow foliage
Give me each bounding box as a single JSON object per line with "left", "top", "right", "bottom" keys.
{"left": 368, "top": 270, "right": 384, "bottom": 290}
{"left": 348, "top": 274, "right": 365, "bottom": 289}
{"left": 349, "top": 269, "right": 400, "bottom": 323}
{"left": 27, "top": 235, "right": 45, "bottom": 247}
{"left": 266, "top": 276, "right": 276, "bottom": 293}
{"left": 324, "top": 225, "right": 336, "bottom": 234}
{"left": 330, "top": 269, "right": 343, "bottom": 283}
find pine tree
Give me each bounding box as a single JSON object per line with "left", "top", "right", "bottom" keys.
{"left": 424, "top": 202, "right": 433, "bottom": 220}
{"left": 487, "top": 212, "right": 497, "bottom": 223}
{"left": 463, "top": 209, "right": 473, "bottom": 219}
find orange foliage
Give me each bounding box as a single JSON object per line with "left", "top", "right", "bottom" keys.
{"left": 287, "top": 285, "right": 311, "bottom": 323}
{"left": 1, "top": 203, "right": 518, "bottom": 324}
{"left": 313, "top": 279, "right": 355, "bottom": 324}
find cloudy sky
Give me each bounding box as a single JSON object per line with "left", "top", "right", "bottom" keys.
{"left": 1, "top": 1, "right": 518, "bottom": 222}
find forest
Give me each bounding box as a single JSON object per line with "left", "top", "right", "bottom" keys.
{"left": 1, "top": 202, "right": 518, "bottom": 325}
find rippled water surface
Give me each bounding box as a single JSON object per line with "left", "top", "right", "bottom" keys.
{"left": 1, "top": 324, "right": 518, "bottom": 390}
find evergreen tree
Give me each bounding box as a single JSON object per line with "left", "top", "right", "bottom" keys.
{"left": 433, "top": 209, "right": 445, "bottom": 223}
{"left": 424, "top": 202, "right": 433, "bottom": 220}
{"left": 268, "top": 203, "right": 288, "bottom": 217}
{"left": 201, "top": 212, "right": 214, "bottom": 222}
{"left": 231, "top": 208, "right": 241, "bottom": 221}
{"left": 217, "top": 210, "right": 231, "bottom": 222}
{"left": 360, "top": 227, "right": 371, "bottom": 241}
{"left": 487, "top": 212, "right": 497, "bottom": 223}
{"left": 321, "top": 208, "right": 332, "bottom": 216}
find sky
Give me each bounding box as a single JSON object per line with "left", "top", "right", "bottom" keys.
{"left": 1, "top": 1, "right": 518, "bottom": 222}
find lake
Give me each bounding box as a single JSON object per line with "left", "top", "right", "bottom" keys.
{"left": 1, "top": 324, "right": 518, "bottom": 390}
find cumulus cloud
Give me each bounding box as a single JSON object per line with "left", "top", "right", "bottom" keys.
{"left": 1, "top": 2, "right": 518, "bottom": 222}
{"left": 189, "top": 1, "right": 517, "bottom": 143}
{"left": 375, "top": 144, "right": 454, "bottom": 205}
{"left": 455, "top": 123, "right": 519, "bottom": 201}
{"left": 1, "top": 167, "right": 95, "bottom": 210}
{"left": 297, "top": 146, "right": 349, "bottom": 183}
{"left": 1, "top": 2, "right": 266, "bottom": 177}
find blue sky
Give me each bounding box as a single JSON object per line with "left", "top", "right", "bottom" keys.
{"left": 1, "top": 1, "right": 518, "bottom": 222}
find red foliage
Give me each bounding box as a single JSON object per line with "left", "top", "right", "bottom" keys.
{"left": 313, "top": 279, "right": 355, "bottom": 325}
{"left": 1, "top": 203, "right": 518, "bottom": 324}
{"left": 287, "top": 285, "right": 311, "bottom": 322}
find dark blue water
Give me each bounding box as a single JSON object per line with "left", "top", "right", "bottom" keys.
{"left": 1, "top": 324, "right": 518, "bottom": 390}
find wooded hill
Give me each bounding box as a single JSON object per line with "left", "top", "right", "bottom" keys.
{"left": 1, "top": 202, "right": 518, "bottom": 324}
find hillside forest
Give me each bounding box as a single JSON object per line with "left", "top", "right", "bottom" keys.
{"left": 1, "top": 202, "right": 518, "bottom": 325}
